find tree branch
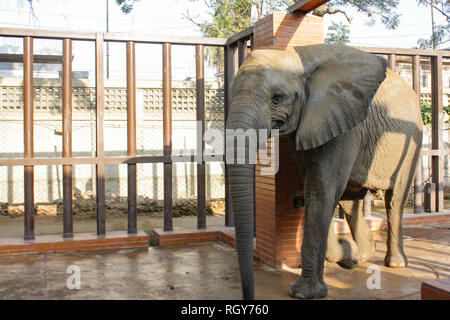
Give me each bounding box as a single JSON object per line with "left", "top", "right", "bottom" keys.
{"left": 419, "top": 0, "right": 450, "bottom": 20}
{"left": 313, "top": 4, "right": 353, "bottom": 23}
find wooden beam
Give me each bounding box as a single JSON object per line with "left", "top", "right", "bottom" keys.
{"left": 288, "top": 0, "right": 330, "bottom": 14}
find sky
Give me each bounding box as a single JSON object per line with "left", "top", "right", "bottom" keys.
{"left": 0, "top": 0, "right": 446, "bottom": 79}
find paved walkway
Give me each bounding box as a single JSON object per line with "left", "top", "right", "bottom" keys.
{"left": 0, "top": 224, "right": 448, "bottom": 300}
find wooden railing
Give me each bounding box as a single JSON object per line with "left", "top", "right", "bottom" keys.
{"left": 357, "top": 46, "right": 450, "bottom": 213}
{"left": 0, "top": 26, "right": 448, "bottom": 242}
{"left": 0, "top": 27, "right": 230, "bottom": 240}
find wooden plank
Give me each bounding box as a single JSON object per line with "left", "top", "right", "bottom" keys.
{"left": 355, "top": 46, "right": 450, "bottom": 58}
{"left": 0, "top": 155, "right": 226, "bottom": 167}
{"left": 288, "top": 0, "right": 331, "bottom": 13}
{"left": 104, "top": 32, "right": 226, "bottom": 46}
{"left": 0, "top": 27, "right": 227, "bottom": 46}
{"left": 225, "top": 26, "right": 253, "bottom": 46}
{"left": 0, "top": 27, "right": 96, "bottom": 40}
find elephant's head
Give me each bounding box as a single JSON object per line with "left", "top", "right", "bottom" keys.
{"left": 226, "top": 44, "right": 387, "bottom": 300}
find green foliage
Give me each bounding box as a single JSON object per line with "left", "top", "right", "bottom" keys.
{"left": 416, "top": 0, "right": 450, "bottom": 49}
{"left": 328, "top": 0, "right": 401, "bottom": 29}
{"left": 421, "top": 101, "right": 450, "bottom": 126}
{"left": 325, "top": 21, "right": 350, "bottom": 44}
{"left": 115, "top": 0, "right": 142, "bottom": 14}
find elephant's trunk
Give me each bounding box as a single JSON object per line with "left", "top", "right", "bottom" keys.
{"left": 226, "top": 101, "right": 266, "bottom": 300}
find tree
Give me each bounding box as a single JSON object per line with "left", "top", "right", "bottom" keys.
{"left": 416, "top": 0, "right": 450, "bottom": 49}
{"left": 325, "top": 21, "right": 350, "bottom": 44}
{"left": 185, "top": 0, "right": 404, "bottom": 71}
{"left": 115, "top": 0, "right": 142, "bottom": 14}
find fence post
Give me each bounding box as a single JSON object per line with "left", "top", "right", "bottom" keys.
{"left": 62, "top": 38, "right": 73, "bottom": 238}
{"left": 163, "top": 42, "right": 173, "bottom": 232}
{"left": 196, "top": 44, "right": 207, "bottom": 230}
{"left": 388, "top": 54, "right": 396, "bottom": 72}
{"left": 224, "top": 44, "right": 238, "bottom": 227}
{"left": 127, "top": 41, "right": 137, "bottom": 234}
{"left": 95, "top": 33, "right": 106, "bottom": 236}
{"left": 23, "top": 36, "right": 35, "bottom": 241}
{"left": 412, "top": 54, "right": 423, "bottom": 213}
{"left": 431, "top": 54, "right": 444, "bottom": 212}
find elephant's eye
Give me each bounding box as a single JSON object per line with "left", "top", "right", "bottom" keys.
{"left": 271, "top": 93, "right": 284, "bottom": 105}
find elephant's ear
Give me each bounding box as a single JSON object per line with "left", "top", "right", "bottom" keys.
{"left": 294, "top": 44, "right": 387, "bottom": 150}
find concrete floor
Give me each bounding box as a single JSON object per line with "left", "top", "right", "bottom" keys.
{"left": 0, "top": 224, "right": 448, "bottom": 300}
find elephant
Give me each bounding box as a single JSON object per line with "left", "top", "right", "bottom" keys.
{"left": 226, "top": 44, "right": 423, "bottom": 300}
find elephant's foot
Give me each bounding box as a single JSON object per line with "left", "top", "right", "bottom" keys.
{"left": 384, "top": 251, "right": 407, "bottom": 268}
{"left": 289, "top": 277, "right": 328, "bottom": 299}
{"left": 326, "top": 238, "right": 360, "bottom": 269}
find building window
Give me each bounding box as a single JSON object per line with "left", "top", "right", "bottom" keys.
{"left": 422, "top": 74, "right": 429, "bottom": 88}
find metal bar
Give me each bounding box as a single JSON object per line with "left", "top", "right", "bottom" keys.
{"left": 95, "top": 33, "right": 106, "bottom": 236}
{"left": 23, "top": 36, "right": 34, "bottom": 241}
{"left": 388, "top": 54, "right": 396, "bottom": 72}
{"left": 412, "top": 55, "right": 423, "bottom": 213}
{"left": 163, "top": 43, "right": 173, "bottom": 232}
{"left": 196, "top": 44, "right": 206, "bottom": 230}
{"left": 62, "top": 38, "right": 73, "bottom": 238}
{"left": 126, "top": 41, "right": 137, "bottom": 234}
{"left": 431, "top": 55, "right": 444, "bottom": 212}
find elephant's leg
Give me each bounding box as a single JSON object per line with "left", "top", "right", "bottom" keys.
{"left": 290, "top": 146, "right": 358, "bottom": 299}
{"left": 290, "top": 193, "right": 337, "bottom": 299}
{"left": 325, "top": 215, "right": 360, "bottom": 269}
{"left": 384, "top": 189, "right": 408, "bottom": 268}
{"left": 340, "top": 199, "right": 376, "bottom": 262}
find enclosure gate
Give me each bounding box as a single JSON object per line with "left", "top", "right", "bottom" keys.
{"left": 0, "top": 26, "right": 448, "bottom": 242}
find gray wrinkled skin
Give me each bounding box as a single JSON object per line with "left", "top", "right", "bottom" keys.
{"left": 226, "top": 44, "right": 423, "bottom": 300}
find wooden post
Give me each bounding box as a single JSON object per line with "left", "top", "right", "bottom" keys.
{"left": 95, "top": 33, "right": 106, "bottom": 236}
{"left": 23, "top": 36, "right": 35, "bottom": 241}
{"left": 196, "top": 44, "right": 206, "bottom": 230}
{"left": 62, "top": 38, "right": 73, "bottom": 238}
{"left": 127, "top": 41, "right": 137, "bottom": 234}
{"left": 163, "top": 43, "right": 173, "bottom": 231}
